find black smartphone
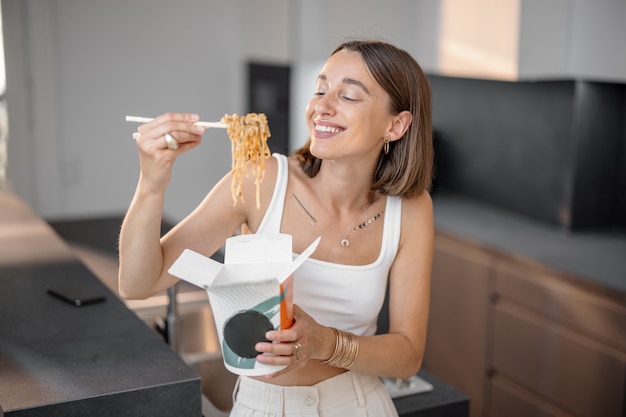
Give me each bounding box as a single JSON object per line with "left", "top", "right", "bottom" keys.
{"left": 46, "top": 285, "right": 106, "bottom": 307}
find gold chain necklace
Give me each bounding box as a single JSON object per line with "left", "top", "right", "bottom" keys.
{"left": 341, "top": 208, "right": 384, "bottom": 247}
{"left": 292, "top": 193, "right": 384, "bottom": 248}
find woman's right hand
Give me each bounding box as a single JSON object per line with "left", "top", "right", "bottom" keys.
{"left": 133, "top": 112, "right": 205, "bottom": 192}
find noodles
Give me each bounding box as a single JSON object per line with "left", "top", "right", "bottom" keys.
{"left": 220, "top": 113, "right": 271, "bottom": 209}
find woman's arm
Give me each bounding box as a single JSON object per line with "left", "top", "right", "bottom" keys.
{"left": 119, "top": 113, "right": 277, "bottom": 299}
{"left": 351, "top": 191, "right": 433, "bottom": 378}
{"left": 118, "top": 112, "right": 205, "bottom": 299}
{"left": 119, "top": 171, "right": 246, "bottom": 299}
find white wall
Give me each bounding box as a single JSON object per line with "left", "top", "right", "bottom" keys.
{"left": 4, "top": 0, "right": 289, "bottom": 221}
{"left": 519, "top": 0, "right": 626, "bottom": 81}
{"left": 518, "top": 0, "right": 572, "bottom": 79}
{"left": 568, "top": 0, "right": 626, "bottom": 82}
{"left": 3, "top": 0, "right": 625, "bottom": 221}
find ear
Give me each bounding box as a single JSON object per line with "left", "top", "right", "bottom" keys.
{"left": 387, "top": 111, "right": 412, "bottom": 142}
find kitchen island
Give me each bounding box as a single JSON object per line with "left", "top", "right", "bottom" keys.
{"left": 0, "top": 190, "right": 200, "bottom": 416}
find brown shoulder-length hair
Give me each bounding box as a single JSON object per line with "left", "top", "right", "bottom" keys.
{"left": 293, "top": 40, "right": 434, "bottom": 198}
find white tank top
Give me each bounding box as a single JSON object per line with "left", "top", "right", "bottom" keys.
{"left": 257, "top": 154, "right": 402, "bottom": 336}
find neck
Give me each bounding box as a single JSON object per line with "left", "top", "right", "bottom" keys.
{"left": 314, "top": 161, "right": 377, "bottom": 211}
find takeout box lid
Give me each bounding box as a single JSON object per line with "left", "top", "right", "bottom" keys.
{"left": 168, "top": 234, "right": 320, "bottom": 289}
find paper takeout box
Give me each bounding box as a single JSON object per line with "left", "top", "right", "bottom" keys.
{"left": 168, "top": 233, "right": 320, "bottom": 376}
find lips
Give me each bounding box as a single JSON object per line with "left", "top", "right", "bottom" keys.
{"left": 313, "top": 122, "right": 344, "bottom": 136}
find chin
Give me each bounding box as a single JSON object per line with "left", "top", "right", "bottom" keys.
{"left": 308, "top": 142, "right": 326, "bottom": 160}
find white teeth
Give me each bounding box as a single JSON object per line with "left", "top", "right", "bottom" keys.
{"left": 315, "top": 125, "right": 341, "bottom": 133}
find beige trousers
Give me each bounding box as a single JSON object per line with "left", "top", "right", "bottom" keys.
{"left": 229, "top": 371, "right": 399, "bottom": 417}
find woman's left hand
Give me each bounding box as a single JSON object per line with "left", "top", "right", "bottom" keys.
{"left": 254, "top": 305, "right": 333, "bottom": 377}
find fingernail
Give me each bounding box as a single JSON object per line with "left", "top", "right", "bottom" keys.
{"left": 190, "top": 114, "right": 200, "bottom": 121}
{"left": 265, "top": 331, "right": 277, "bottom": 341}
{"left": 196, "top": 126, "right": 205, "bottom": 134}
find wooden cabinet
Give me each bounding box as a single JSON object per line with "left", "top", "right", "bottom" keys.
{"left": 491, "top": 261, "right": 626, "bottom": 417}
{"left": 424, "top": 231, "right": 626, "bottom": 417}
{"left": 489, "top": 375, "right": 577, "bottom": 417}
{"left": 495, "top": 261, "right": 626, "bottom": 353}
{"left": 423, "top": 233, "right": 497, "bottom": 417}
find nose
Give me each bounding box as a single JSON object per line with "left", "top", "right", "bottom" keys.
{"left": 314, "top": 93, "right": 335, "bottom": 116}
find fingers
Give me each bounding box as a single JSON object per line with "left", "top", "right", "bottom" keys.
{"left": 131, "top": 113, "right": 205, "bottom": 191}
{"left": 254, "top": 340, "right": 306, "bottom": 380}
{"left": 255, "top": 340, "right": 300, "bottom": 358}
{"left": 252, "top": 305, "right": 321, "bottom": 377}
{"left": 134, "top": 113, "right": 205, "bottom": 151}
{"left": 254, "top": 324, "right": 307, "bottom": 370}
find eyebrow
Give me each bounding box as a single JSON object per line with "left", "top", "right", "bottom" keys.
{"left": 317, "top": 74, "right": 371, "bottom": 95}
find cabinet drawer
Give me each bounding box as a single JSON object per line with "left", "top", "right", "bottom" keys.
{"left": 493, "top": 301, "right": 626, "bottom": 417}
{"left": 495, "top": 260, "right": 626, "bottom": 352}
{"left": 490, "top": 375, "right": 576, "bottom": 417}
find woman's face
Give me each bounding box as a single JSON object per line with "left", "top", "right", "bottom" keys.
{"left": 305, "top": 49, "right": 394, "bottom": 161}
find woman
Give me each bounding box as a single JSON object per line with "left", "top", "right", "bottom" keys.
{"left": 119, "top": 40, "right": 434, "bottom": 417}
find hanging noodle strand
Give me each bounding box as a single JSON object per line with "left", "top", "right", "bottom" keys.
{"left": 220, "top": 113, "right": 271, "bottom": 209}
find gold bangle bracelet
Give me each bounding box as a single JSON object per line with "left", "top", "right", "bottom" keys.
{"left": 322, "top": 327, "right": 360, "bottom": 368}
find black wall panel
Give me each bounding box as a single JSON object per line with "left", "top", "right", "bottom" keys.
{"left": 429, "top": 75, "right": 625, "bottom": 230}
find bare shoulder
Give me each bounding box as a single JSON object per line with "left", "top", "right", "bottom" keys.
{"left": 238, "top": 153, "right": 281, "bottom": 197}
{"left": 399, "top": 191, "right": 434, "bottom": 248}
{"left": 237, "top": 153, "right": 285, "bottom": 229}
{"left": 402, "top": 191, "right": 434, "bottom": 224}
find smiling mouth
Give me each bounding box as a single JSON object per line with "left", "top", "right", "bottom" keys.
{"left": 314, "top": 124, "right": 343, "bottom": 134}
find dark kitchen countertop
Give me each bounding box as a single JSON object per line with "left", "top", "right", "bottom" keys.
{"left": 0, "top": 261, "right": 200, "bottom": 417}
{"left": 394, "top": 369, "right": 469, "bottom": 417}
{"left": 433, "top": 194, "right": 626, "bottom": 298}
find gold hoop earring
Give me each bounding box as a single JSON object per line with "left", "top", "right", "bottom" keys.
{"left": 383, "top": 136, "right": 390, "bottom": 155}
